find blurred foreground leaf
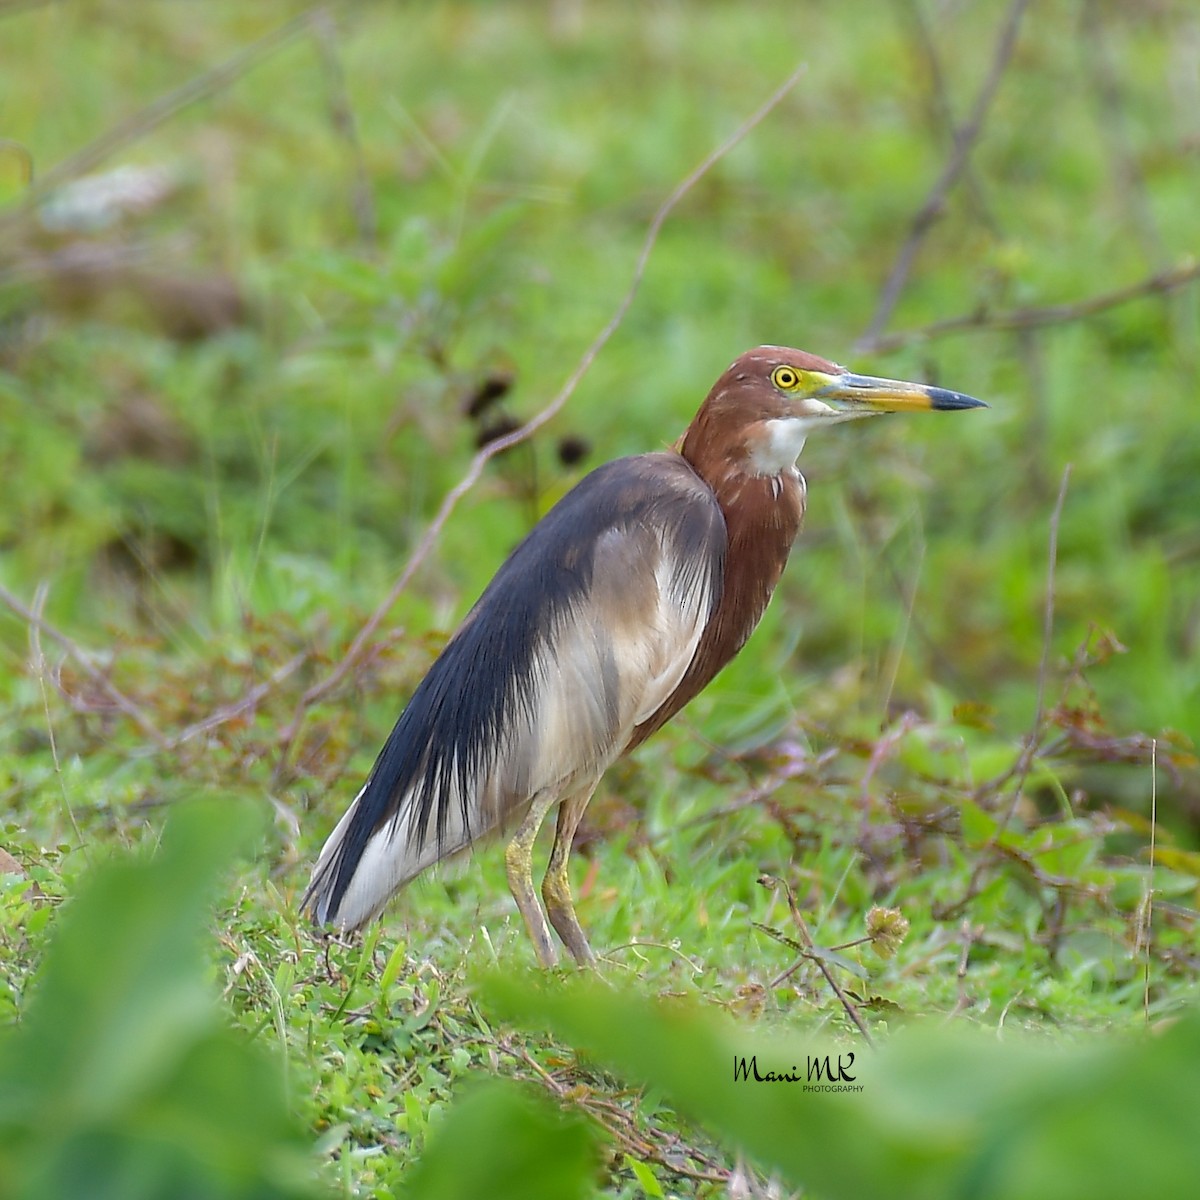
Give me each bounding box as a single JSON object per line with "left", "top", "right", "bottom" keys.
{"left": 486, "top": 975, "right": 1200, "bottom": 1200}
{"left": 401, "top": 1078, "right": 597, "bottom": 1200}
{"left": 0, "top": 800, "right": 321, "bottom": 1200}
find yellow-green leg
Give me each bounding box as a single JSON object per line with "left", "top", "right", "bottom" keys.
{"left": 504, "top": 790, "right": 560, "bottom": 968}
{"left": 541, "top": 786, "right": 598, "bottom": 966}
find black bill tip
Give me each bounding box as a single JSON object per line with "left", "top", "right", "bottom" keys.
{"left": 928, "top": 387, "right": 989, "bottom": 411}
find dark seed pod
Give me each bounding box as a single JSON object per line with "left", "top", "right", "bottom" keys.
{"left": 475, "top": 414, "right": 523, "bottom": 450}
{"left": 556, "top": 435, "right": 591, "bottom": 467}
{"left": 462, "top": 371, "right": 514, "bottom": 419}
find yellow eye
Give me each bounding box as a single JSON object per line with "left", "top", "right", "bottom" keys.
{"left": 771, "top": 365, "right": 801, "bottom": 391}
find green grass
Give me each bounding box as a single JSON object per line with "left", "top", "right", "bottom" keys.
{"left": 2, "top": 1, "right": 1199, "bottom": 1196}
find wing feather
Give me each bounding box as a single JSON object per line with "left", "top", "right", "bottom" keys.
{"left": 302, "top": 452, "right": 726, "bottom": 930}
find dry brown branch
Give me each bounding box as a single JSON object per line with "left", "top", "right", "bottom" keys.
{"left": 945, "top": 918, "right": 988, "bottom": 1020}
{"left": 889, "top": 0, "right": 998, "bottom": 232}
{"left": 0, "top": 0, "right": 52, "bottom": 17}
{"left": 878, "top": 515, "right": 926, "bottom": 711}
{"left": 171, "top": 652, "right": 308, "bottom": 749}
{"left": 936, "top": 465, "right": 1071, "bottom": 921}
{"left": 861, "top": 257, "right": 1200, "bottom": 353}
{"left": 0, "top": 235, "right": 194, "bottom": 290}
{"left": 499, "top": 1035, "right": 730, "bottom": 1186}
{"left": 1017, "top": 326, "right": 1051, "bottom": 499}
{"left": 29, "top": 583, "right": 88, "bottom": 854}
{"left": 271, "top": 60, "right": 810, "bottom": 778}
{"left": 0, "top": 580, "right": 170, "bottom": 750}
{"left": 859, "top": 711, "right": 920, "bottom": 811}
{"left": 1142, "top": 738, "right": 1157, "bottom": 1025}
{"left": 0, "top": 7, "right": 325, "bottom": 238}
{"left": 1, "top": 577, "right": 318, "bottom": 757}
{"left": 312, "top": 8, "right": 378, "bottom": 251}
{"left": 757, "top": 874, "right": 875, "bottom": 1047}
{"left": 878, "top": 539, "right": 965, "bottom": 686}
{"left": 0, "top": 138, "right": 34, "bottom": 187}
{"left": 856, "top": 0, "right": 1030, "bottom": 353}
{"left": 1080, "top": 0, "right": 1166, "bottom": 268}
{"left": 1015, "top": 464, "right": 1070, "bottom": 756}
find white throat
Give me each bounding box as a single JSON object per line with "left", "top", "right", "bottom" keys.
{"left": 748, "top": 410, "right": 874, "bottom": 476}
{"left": 748, "top": 417, "right": 818, "bottom": 476}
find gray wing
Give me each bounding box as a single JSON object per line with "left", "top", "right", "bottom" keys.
{"left": 302, "top": 451, "right": 726, "bottom": 930}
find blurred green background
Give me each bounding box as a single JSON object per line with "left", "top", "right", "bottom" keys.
{"left": 1, "top": 1, "right": 1199, "bottom": 1196}
{"left": 3, "top": 2, "right": 1198, "bottom": 742}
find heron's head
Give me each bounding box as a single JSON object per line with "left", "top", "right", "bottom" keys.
{"left": 685, "top": 345, "right": 987, "bottom": 477}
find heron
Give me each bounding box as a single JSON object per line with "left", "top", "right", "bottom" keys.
{"left": 302, "top": 346, "right": 985, "bottom": 967}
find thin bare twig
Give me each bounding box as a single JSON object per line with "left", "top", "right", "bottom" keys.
{"left": 878, "top": 539, "right": 965, "bottom": 686}
{"left": 500, "top": 1036, "right": 729, "bottom": 1186}
{"left": 879, "top": 528, "right": 926, "bottom": 721}
{"left": 272, "top": 60, "right": 809, "bottom": 775}
{"left": 312, "top": 8, "right": 378, "bottom": 251}
{"left": 936, "top": 465, "right": 1071, "bottom": 920}
{"left": 861, "top": 257, "right": 1200, "bottom": 353}
{"left": 0, "top": 7, "right": 324, "bottom": 238}
{"left": 0, "top": 234, "right": 195, "bottom": 290}
{"left": 987, "top": 463, "right": 1071, "bottom": 801}
{"left": 171, "top": 651, "right": 308, "bottom": 748}
{"left": 0, "top": 580, "right": 170, "bottom": 750}
{"left": 1080, "top": 0, "right": 1165, "bottom": 269}
{"left": 859, "top": 711, "right": 920, "bottom": 811}
{"left": 1028, "top": 465, "right": 1072, "bottom": 747}
{"left": 2, "top": 580, "right": 314, "bottom": 757}
{"left": 948, "top": 919, "right": 981, "bottom": 1019}
{"left": 889, "top": 0, "right": 998, "bottom": 232}
{"left": 29, "top": 584, "right": 89, "bottom": 857}
{"left": 1142, "top": 737, "right": 1157, "bottom": 1025}
{"left": 0, "top": 138, "right": 34, "bottom": 186}
{"left": 856, "top": 0, "right": 1029, "bottom": 352}
{"left": 758, "top": 874, "right": 875, "bottom": 1047}
{"left": 0, "top": 0, "right": 54, "bottom": 17}
{"left": 1017, "top": 325, "right": 1051, "bottom": 499}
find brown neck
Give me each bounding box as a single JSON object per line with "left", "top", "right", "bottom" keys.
{"left": 627, "top": 428, "right": 805, "bottom": 748}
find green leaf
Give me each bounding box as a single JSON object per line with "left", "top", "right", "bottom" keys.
{"left": 624, "top": 1154, "right": 666, "bottom": 1197}
{"left": 959, "top": 799, "right": 999, "bottom": 847}
{"left": 402, "top": 1079, "right": 597, "bottom": 1200}
{"left": 0, "top": 799, "right": 319, "bottom": 1200}
{"left": 484, "top": 974, "right": 1200, "bottom": 1200}
{"left": 0, "top": 799, "right": 261, "bottom": 1120}
{"left": 380, "top": 940, "right": 409, "bottom": 995}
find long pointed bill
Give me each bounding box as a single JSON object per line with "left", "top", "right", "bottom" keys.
{"left": 814, "top": 371, "right": 988, "bottom": 413}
